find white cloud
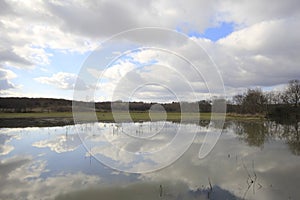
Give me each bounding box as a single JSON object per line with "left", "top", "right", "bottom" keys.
{"left": 44, "top": 0, "right": 218, "bottom": 37}
{"left": 131, "top": 49, "right": 160, "bottom": 64}
{"left": 0, "top": 0, "right": 300, "bottom": 98}
{"left": 0, "top": 0, "right": 98, "bottom": 70}
{"left": 215, "top": 18, "right": 300, "bottom": 87}
{"left": 0, "top": 0, "right": 219, "bottom": 71}
{"left": 88, "top": 16, "right": 300, "bottom": 101}
{"left": 218, "top": 0, "right": 300, "bottom": 26}
{"left": 0, "top": 68, "right": 17, "bottom": 90}
{"left": 90, "top": 41, "right": 223, "bottom": 102}
{"left": 103, "top": 61, "right": 136, "bottom": 81}
{"left": 35, "top": 72, "right": 88, "bottom": 90}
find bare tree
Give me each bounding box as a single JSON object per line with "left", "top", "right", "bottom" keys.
{"left": 233, "top": 94, "right": 244, "bottom": 105}
{"left": 264, "top": 91, "right": 282, "bottom": 105}
{"left": 283, "top": 79, "right": 300, "bottom": 107}
{"left": 242, "top": 89, "right": 267, "bottom": 114}
{"left": 232, "top": 94, "right": 244, "bottom": 113}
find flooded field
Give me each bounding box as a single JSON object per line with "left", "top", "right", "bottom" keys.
{"left": 0, "top": 120, "right": 299, "bottom": 199}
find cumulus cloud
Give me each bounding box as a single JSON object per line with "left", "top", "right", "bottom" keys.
{"left": 0, "top": 0, "right": 98, "bottom": 70}
{"left": 0, "top": 0, "right": 219, "bottom": 71}
{"left": 88, "top": 11, "right": 300, "bottom": 101}
{"left": 44, "top": 0, "right": 218, "bottom": 37}
{"left": 218, "top": 0, "right": 300, "bottom": 26}
{"left": 0, "top": 49, "right": 32, "bottom": 67}
{"left": 1, "top": 0, "right": 300, "bottom": 98}
{"left": 213, "top": 17, "right": 300, "bottom": 88}
{"left": 35, "top": 72, "right": 88, "bottom": 90}
{"left": 87, "top": 38, "right": 224, "bottom": 102}
{"left": 0, "top": 68, "right": 17, "bottom": 90}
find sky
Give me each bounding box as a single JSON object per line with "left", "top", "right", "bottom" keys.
{"left": 0, "top": 0, "right": 300, "bottom": 102}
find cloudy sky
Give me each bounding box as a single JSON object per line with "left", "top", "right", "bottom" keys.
{"left": 0, "top": 0, "right": 299, "bottom": 102}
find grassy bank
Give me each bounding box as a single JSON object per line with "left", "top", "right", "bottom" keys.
{"left": 0, "top": 112, "right": 205, "bottom": 121}
{"left": 0, "top": 111, "right": 264, "bottom": 121}
{"left": 225, "top": 113, "right": 265, "bottom": 120}
{"left": 0, "top": 112, "right": 265, "bottom": 128}
{"left": 0, "top": 112, "right": 74, "bottom": 118}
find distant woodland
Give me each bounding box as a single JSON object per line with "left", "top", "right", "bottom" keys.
{"left": 0, "top": 98, "right": 211, "bottom": 113}
{"left": 0, "top": 79, "right": 299, "bottom": 121}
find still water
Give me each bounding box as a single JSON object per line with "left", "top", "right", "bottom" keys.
{"left": 0, "top": 120, "right": 299, "bottom": 200}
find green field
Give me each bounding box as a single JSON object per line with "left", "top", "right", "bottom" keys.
{"left": 0, "top": 112, "right": 74, "bottom": 118}
{"left": 0, "top": 112, "right": 204, "bottom": 121}
{"left": 0, "top": 111, "right": 265, "bottom": 128}
{"left": 0, "top": 111, "right": 263, "bottom": 121}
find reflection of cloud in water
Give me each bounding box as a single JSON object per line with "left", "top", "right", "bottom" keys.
{"left": 80, "top": 122, "right": 200, "bottom": 172}
{"left": 33, "top": 134, "right": 81, "bottom": 153}
{"left": 55, "top": 181, "right": 241, "bottom": 200}
{"left": 0, "top": 156, "right": 101, "bottom": 200}
{"left": 103, "top": 122, "right": 179, "bottom": 153}
{"left": 0, "top": 134, "right": 14, "bottom": 155}
{"left": 138, "top": 132, "right": 300, "bottom": 200}
{"left": 0, "top": 127, "right": 40, "bottom": 134}
{"left": 84, "top": 121, "right": 300, "bottom": 199}
{"left": 1, "top": 121, "right": 300, "bottom": 199}
{"left": 0, "top": 145, "right": 14, "bottom": 156}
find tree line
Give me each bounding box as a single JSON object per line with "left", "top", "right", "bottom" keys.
{"left": 227, "top": 79, "right": 300, "bottom": 121}
{"left": 0, "top": 79, "right": 298, "bottom": 120}
{"left": 0, "top": 98, "right": 212, "bottom": 113}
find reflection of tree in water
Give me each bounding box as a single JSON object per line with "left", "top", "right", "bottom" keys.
{"left": 267, "top": 120, "right": 300, "bottom": 155}
{"left": 230, "top": 120, "right": 300, "bottom": 156}
{"left": 284, "top": 122, "right": 300, "bottom": 155}
{"left": 230, "top": 121, "right": 269, "bottom": 148}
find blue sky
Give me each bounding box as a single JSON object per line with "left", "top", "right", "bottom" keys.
{"left": 8, "top": 49, "right": 90, "bottom": 99}
{"left": 0, "top": 1, "right": 299, "bottom": 101}
{"left": 186, "top": 22, "right": 234, "bottom": 41}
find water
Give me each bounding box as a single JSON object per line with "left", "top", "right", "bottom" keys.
{"left": 0, "top": 120, "right": 299, "bottom": 200}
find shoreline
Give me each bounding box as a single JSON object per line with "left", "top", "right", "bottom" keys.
{"left": 0, "top": 112, "right": 264, "bottom": 128}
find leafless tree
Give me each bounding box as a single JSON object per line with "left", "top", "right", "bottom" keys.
{"left": 242, "top": 89, "right": 267, "bottom": 114}
{"left": 283, "top": 79, "right": 300, "bottom": 107}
